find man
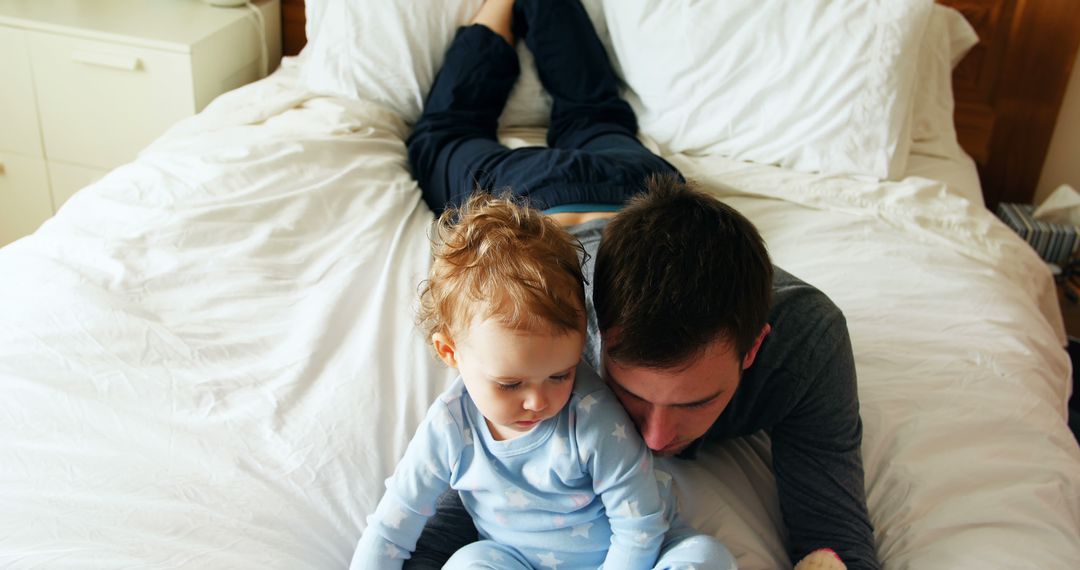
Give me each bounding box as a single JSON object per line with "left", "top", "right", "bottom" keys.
{"left": 402, "top": 0, "right": 879, "bottom": 568}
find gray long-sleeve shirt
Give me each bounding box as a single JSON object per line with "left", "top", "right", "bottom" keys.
{"left": 573, "top": 219, "right": 880, "bottom": 570}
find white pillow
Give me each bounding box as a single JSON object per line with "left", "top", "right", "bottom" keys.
{"left": 299, "top": 0, "right": 481, "bottom": 124}
{"left": 298, "top": 0, "right": 607, "bottom": 128}
{"left": 908, "top": 4, "right": 979, "bottom": 161}
{"left": 604, "top": 0, "right": 935, "bottom": 180}
{"left": 302, "top": 0, "right": 324, "bottom": 56}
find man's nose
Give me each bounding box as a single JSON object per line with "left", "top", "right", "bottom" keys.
{"left": 640, "top": 406, "right": 677, "bottom": 451}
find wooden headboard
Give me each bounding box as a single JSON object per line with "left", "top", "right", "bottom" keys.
{"left": 942, "top": 0, "right": 1080, "bottom": 207}
{"left": 280, "top": 0, "right": 1080, "bottom": 207}
{"left": 281, "top": 0, "right": 306, "bottom": 57}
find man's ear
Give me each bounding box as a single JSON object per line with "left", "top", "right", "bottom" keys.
{"left": 741, "top": 324, "right": 771, "bottom": 370}
{"left": 432, "top": 332, "right": 459, "bottom": 368}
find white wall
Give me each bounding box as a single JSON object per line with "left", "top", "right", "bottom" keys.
{"left": 1035, "top": 42, "right": 1080, "bottom": 204}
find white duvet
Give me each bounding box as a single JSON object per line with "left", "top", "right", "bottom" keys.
{"left": 1, "top": 62, "right": 1078, "bottom": 569}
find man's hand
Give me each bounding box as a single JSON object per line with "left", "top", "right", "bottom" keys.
{"left": 794, "top": 548, "right": 847, "bottom": 570}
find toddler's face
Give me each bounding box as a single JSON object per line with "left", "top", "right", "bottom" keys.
{"left": 435, "top": 318, "right": 583, "bottom": 441}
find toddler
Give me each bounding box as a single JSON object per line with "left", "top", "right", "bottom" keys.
{"left": 350, "top": 194, "right": 735, "bottom": 569}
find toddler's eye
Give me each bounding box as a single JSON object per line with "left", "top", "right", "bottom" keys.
{"left": 496, "top": 382, "right": 522, "bottom": 391}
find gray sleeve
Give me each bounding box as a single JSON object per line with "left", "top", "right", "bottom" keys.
{"left": 402, "top": 490, "right": 478, "bottom": 569}
{"left": 769, "top": 315, "right": 880, "bottom": 570}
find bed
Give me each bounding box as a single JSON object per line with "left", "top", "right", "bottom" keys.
{"left": 3, "top": 0, "right": 1079, "bottom": 568}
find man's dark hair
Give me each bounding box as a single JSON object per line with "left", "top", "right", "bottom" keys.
{"left": 594, "top": 175, "right": 773, "bottom": 368}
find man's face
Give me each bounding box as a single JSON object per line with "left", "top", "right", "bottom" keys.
{"left": 602, "top": 327, "right": 768, "bottom": 455}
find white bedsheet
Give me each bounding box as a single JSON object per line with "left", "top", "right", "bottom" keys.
{"left": 1, "top": 62, "right": 1078, "bottom": 569}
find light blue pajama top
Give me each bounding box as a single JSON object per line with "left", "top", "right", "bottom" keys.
{"left": 351, "top": 363, "right": 670, "bottom": 569}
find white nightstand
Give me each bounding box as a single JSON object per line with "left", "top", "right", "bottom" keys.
{"left": 0, "top": 0, "right": 281, "bottom": 246}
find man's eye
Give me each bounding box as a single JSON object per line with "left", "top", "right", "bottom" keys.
{"left": 497, "top": 382, "right": 522, "bottom": 391}
{"left": 679, "top": 398, "right": 716, "bottom": 410}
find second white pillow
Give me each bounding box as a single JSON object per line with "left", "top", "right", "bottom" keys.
{"left": 605, "top": 0, "right": 935, "bottom": 180}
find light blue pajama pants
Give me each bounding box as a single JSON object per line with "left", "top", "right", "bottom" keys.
{"left": 443, "top": 520, "right": 737, "bottom": 570}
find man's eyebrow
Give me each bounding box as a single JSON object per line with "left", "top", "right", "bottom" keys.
{"left": 606, "top": 366, "right": 724, "bottom": 407}
{"left": 609, "top": 379, "right": 645, "bottom": 401}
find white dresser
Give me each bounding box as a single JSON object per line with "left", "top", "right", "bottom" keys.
{"left": 0, "top": 0, "right": 281, "bottom": 246}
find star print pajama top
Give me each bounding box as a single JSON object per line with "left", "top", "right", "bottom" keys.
{"left": 351, "top": 363, "right": 670, "bottom": 569}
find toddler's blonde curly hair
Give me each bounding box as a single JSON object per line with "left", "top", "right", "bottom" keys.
{"left": 418, "top": 193, "right": 587, "bottom": 341}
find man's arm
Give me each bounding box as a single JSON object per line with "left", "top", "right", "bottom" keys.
{"left": 769, "top": 315, "right": 880, "bottom": 570}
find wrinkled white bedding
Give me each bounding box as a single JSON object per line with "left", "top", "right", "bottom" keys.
{"left": 1, "top": 61, "right": 1078, "bottom": 569}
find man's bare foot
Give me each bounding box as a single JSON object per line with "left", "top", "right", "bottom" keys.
{"left": 471, "top": 0, "right": 516, "bottom": 45}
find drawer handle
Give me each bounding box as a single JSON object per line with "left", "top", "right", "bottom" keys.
{"left": 0, "top": 162, "right": 5, "bottom": 176}
{"left": 71, "top": 50, "right": 142, "bottom": 71}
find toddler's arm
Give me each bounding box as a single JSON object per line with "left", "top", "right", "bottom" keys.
{"left": 350, "top": 402, "right": 462, "bottom": 570}
{"left": 576, "top": 384, "right": 669, "bottom": 569}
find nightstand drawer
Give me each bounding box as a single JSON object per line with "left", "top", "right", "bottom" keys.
{"left": 0, "top": 152, "right": 53, "bottom": 247}
{"left": 0, "top": 27, "right": 43, "bottom": 157}
{"left": 28, "top": 30, "right": 196, "bottom": 170}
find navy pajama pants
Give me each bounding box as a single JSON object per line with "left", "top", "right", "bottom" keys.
{"left": 405, "top": 0, "right": 682, "bottom": 215}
